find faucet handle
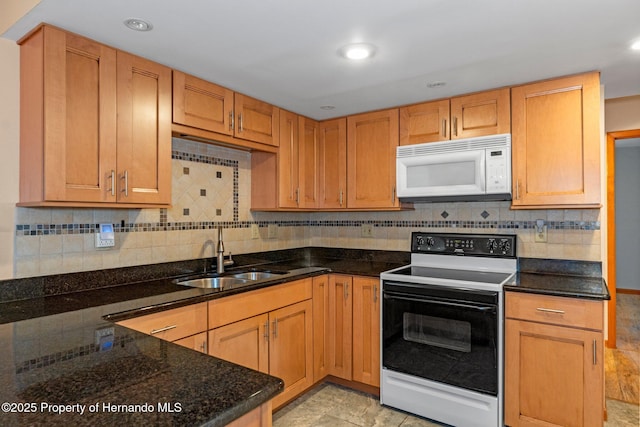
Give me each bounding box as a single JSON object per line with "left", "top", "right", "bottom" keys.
{"left": 224, "top": 252, "right": 234, "bottom": 267}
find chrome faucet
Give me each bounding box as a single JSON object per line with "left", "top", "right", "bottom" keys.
{"left": 216, "top": 226, "right": 234, "bottom": 273}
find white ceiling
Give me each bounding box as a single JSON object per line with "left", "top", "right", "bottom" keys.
{"left": 3, "top": 0, "right": 640, "bottom": 120}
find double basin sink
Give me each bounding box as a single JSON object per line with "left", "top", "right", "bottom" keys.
{"left": 174, "top": 270, "right": 286, "bottom": 291}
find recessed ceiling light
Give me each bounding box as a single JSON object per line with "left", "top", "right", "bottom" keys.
{"left": 124, "top": 18, "right": 153, "bottom": 32}
{"left": 320, "top": 105, "right": 336, "bottom": 110}
{"left": 631, "top": 39, "right": 640, "bottom": 50}
{"left": 338, "top": 43, "right": 377, "bottom": 60}
{"left": 426, "top": 81, "right": 447, "bottom": 88}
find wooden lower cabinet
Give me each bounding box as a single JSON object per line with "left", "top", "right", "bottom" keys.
{"left": 116, "top": 302, "right": 207, "bottom": 343}
{"left": 352, "top": 276, "right": 380, "bottom": 387}
{"left": 227, "top": 401, "right": 272, "bottom": 427}
{"left": 313, "top": 274, "right": 380, "bottom": 388}
{"left": 208, "top": 279, "right": 313, "bottom": 409}
{"left": 505, "top": 292, "right": 604, "bottom": 427}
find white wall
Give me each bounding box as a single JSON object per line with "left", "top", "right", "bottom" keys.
{"left": 0, "top": 39, "right": 20, "bottom": 279}
{"left": 614, "top": 143, "right": 640, "bottom": 290}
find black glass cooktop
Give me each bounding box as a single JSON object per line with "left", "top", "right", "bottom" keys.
{"left": 389, "top": 266, "right": 513, "bottom": 285}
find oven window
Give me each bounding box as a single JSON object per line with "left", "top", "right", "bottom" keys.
{"left": 403, "top": 313, "right": 471, "bottom": 352}
{"left": 383, "top": 288, "right": 498, "bottom": 396}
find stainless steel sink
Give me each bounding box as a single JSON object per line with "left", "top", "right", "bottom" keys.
{"left": 230, "top": 271, "right": 281, "bottom": 281}
{"left": 176, "top": 276, "right": 249, "bottom": 289}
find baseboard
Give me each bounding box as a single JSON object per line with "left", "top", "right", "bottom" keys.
{"left": 617, "top": 288, "right": 640, "bottom": 295}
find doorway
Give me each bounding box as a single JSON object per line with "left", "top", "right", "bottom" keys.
{"left": 606, "top": 129, "right": 640, "bottom": 348}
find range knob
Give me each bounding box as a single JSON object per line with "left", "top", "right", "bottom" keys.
{"left": 425, "top": 237, "right": 435, "bottom": 247}
{"left": 499, "top": 239, "right": 511, "bottom": 254}
{"left": 487, "top": 239, "right": 498, "bottom": 252}
{"left": 416, "top": 236, "right": 425, "bottom": 246}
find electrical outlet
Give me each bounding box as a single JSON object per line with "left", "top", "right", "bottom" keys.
{"left": 251, "top": 224, "right": 260, "bottom": 239}
{"left": 361, "top": 224, "right": 373, "bottom": 238}
{"left": 268, "top": 224, "right": 278, "bottom": 239}
{"left": 535, "top": 226, "right": 548, "bottom": 243}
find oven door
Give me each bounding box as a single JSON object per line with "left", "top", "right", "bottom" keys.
{"left": 382, "top": 280, "right": 499, "bottom": 396}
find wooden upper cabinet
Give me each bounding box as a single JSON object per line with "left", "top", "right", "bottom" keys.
{"left": 400, "top": 99, "right": 450, "bottom": 145}
{"left": 399, "top": 88, "right": 510, "bottom": 145}
{"left": 235, "top": 93, "right": 279, "bottom": 146}
{"left": 116, "top": 52, "right": 172, "bottom": 205}
{"left": 299, "top": 116, "right": 320, "bottom": 208}
{"left": 278, "top": 110, "right": 300, "bottom": 208}
{"left": 511, "top": 72, "right": 601, "bottom": 208}
{"left": 18, "top": 25, "right": 171, "bottom": 207}
{"left": 347, "top": 109, "right": 400, "bottom": 209}
{"left": 172, "top": 70, "right": 234, "bottom": 135}
{"left": 318, "top": 118, "right": 347, "bottom": 209}
{"left": 20, "top": 25, "right": 118, "bottom": 204}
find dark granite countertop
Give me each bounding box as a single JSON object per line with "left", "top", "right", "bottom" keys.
{"left": 505, "top": 258, "right": 610, "bottom": 300}
{"left": 0, "top": 247, "right": 405, "bottom": 426}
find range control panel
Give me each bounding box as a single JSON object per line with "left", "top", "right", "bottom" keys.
{"left": 411, "top": 232, "right": 516, "bottom": 258}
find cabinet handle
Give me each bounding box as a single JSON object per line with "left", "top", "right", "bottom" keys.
{"left": 150, "top": 324, "right": 177, "bottom": 335}
{"left": 536, "top": 307, "right": 565, "bottom": 314}
{"left": 442, "top": 118, "right": 447, "bottom": 138}
{"left": 453, "top": 116, "right": 458, "bottom": 137}
{"left": 272, "top": 319, "right": 278, "bottom": 338}
{"left": 392, "top": 186, "right": 396, "bottom": 204}
{"left": 121, "top": 170, "right": 129, "bottom": 197}
{"left": 200, "top": 340, "right": 206, "bottom": 353}
{"left": 339, "top": 189, "right": 343, "bottom": 207}
{"left": 109, "top": 170, "right": 115, "bottom": 196}
{"left": 296, "top": 188, "right": 300, "bottom": 206}
{"left": 238, "top": 113, "right": 244, "bottom": 132}
{"left": 264, "top": 321, "right": 269, "bottom": 341}
{"left": 593, "top": 340, "right": 597, "bottom": 365}
{"left": 374, "top": 284, "right": 378, "bottom": 303}
{"left": 344, "top": 283, "right": 349, "bottom": 300}
{"left": 229, "top": 110, "right": 234, "bottom": 131}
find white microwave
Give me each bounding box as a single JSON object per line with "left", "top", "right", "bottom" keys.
{"left": 396, "top": 133, "right": 511, "bottom": 202}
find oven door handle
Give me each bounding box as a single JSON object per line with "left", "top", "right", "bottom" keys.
{"left": 383, "top": 291, "right": 496, "bottom": 312}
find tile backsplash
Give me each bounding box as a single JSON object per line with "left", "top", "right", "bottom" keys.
{"left": 12, "top": 138, "right": 602, "bottom": 278}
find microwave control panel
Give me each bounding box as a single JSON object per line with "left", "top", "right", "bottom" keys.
{"left": 485, "top": 147, "right": 511, "bottom": 193}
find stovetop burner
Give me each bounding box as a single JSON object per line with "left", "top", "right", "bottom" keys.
{"left": 391, "top": 265, "right": 513, "bottom": 285}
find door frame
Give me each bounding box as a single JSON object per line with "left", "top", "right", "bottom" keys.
{"left": 606, "top": 128, "right": 640, "bottom": 348}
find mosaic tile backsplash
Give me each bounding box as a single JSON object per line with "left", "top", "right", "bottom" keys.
{"left": 12, "top": 138, "right": 602, "bottom": 278}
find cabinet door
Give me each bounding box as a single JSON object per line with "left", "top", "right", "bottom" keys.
{"left": 399, "top": 99, "right": 450, "bottom": 145}
{"left": 23, "top": 26, "right": 118, "bottom": 203}
{"left": 347, "top": 109, "right": 400, "bottom": 208}
{"left": 278, "top": 110, "right": 300, "bottom": 208}
{"left": 505, "top": 319, "right": 604, "bottom": 427}
{"left": 173, "top": 332, "right": 208, "bottom": 354}
{"left": 234, "top": 94, "right": 279, "bottom": 146}
{"left": 312, "top": 275, "right": 330, "bottom": 382}
{"left": 318, "top": 118, "right": 347, "bottom": 209}
{"left": 328, "top": 275, "right": 353, "bottom": 379}
{"left": 269, "top": 299, "right": 313, "bottom": 409}
{"left": 299, "top": 116, "right": 320, "bottom": 208}
{"left": 172, "top": 70, "right": 234, "bottom": 135}
{"left": 116, "top": 52, "right": 172, "bottom": 205}
{"left": 511, "top": 73, "right": 601, "bottom": 208}
{"left": 209, "top": 313, "right": 269, "bottom": 374}
{"left": 352, "top": 276, "right": 380, "bottom": 387}
{"left": 450, "top": 88, "right": 510, "bottom": 139}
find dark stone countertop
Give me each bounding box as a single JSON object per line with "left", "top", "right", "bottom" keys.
{"left": 505, "top": 258, "right": 610, "bottom": 300}
{"left": 0, "top": 248, "right": 404, "bottom": 426}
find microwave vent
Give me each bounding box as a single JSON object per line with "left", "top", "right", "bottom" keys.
{"left": 397, "top": 133, "right": 511, "bottom": 158}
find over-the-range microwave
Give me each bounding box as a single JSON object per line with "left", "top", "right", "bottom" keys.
{"left": 396, "top": 133, "right": 511, "bottom": 202}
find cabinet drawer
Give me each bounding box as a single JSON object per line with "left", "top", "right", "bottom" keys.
{"left": 506, "top": 292, "right": 603, "bottom": 330}
{"left": 209, "top": 278, "right": 312, "bottom": 328}
{"left": 117, "top": 302, "right": 207, "bottom": 342}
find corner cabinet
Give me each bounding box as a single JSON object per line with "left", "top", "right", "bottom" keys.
{"left": 511, "top": 72, "right": 601, "bottom": 208}
{"left": 347, "top": 109, "right": 401, "bottom": 209}
{"left": 399, "top": 88, "right": 510, "bottom": 145}
{"left": 19, "top": 24, "right": 171, "bottom": 207}
{"left": 208, "top": 279, "right": 313, "bottom": 409}
{"left": 505, "top": 292, "right": 604, "bottom": 427}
